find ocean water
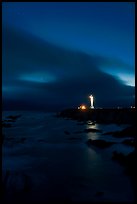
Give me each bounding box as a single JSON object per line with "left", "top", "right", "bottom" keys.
{"left": 2, "top": 111, "right": 135, "bottom": 203}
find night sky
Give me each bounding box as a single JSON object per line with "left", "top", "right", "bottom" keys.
{"left": 2, "top": 2, "right": 135, "bottom": 111}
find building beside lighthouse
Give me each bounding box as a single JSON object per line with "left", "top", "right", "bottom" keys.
{"left": 89, "top": 95, "right": 94, "bottom": 109}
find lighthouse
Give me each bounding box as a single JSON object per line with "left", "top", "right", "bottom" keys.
{"left": 89, "top": 95, "right": 94, "bottom": 109}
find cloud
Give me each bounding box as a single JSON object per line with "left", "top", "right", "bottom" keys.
{"left": 2, "top": 25, "right": 135, "bottom": 110}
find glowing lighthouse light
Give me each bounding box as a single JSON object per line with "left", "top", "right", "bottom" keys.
{"left": 89, "top": 95, "right": 94, "bottom": 109}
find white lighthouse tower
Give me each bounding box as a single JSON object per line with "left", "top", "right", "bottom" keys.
{"left": 89, "top": 95, "right": 94, "bottom": 109}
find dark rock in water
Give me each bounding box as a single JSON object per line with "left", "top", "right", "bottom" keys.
{"left": 64, "top": 131, "right": 70, "bottom": 135}
{"left": 102, "top": 131, "right": 114, "bottom": 135}
{"left": 84, "top": 128, "right": 102, "bottom": 133}
{"left": 6, "top": 114, "right": 22, "bottom": 120}
{"left": 112, "top": 148, "right": 136, "bottom": 194}
{"left": 87, "top": 121, "right": 96, "bottom": 125}
{"left": 3, "top": 119, "right": 15, "bottom": 123}
{"left": 103, "top": 126, "right": 136, "bottom": 138}
{"left": 95, "top": 191, "right": 104, "bottom": 197}
{"left": 86, "top": 139, "right": 116, "bottom": 148}
{"left": 112, "top": 150, "right": 136, "bottom": 188}
{"left": 122, "top": 139, "right": 135, "bottom": 147}
{"left": 112, "top": 126, "right": 136, "bottom": 138}
{"left": 112, "top": 151, "right": 125, "bottom": 164}
{"left": 2, "top": 123, "right": 12, "bottom": 128}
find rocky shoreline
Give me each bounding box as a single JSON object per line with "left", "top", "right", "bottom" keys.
{"left": 57, "top": 108, "right": 136, "bottom": 201}
{"left": 57, "top": 108, "right": 135, "bottom": 124}
{"left": 2, "top": 112, "right": 136, "bottom": 202}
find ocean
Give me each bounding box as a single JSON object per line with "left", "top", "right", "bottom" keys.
{"left": 2, "top": 111, "right": 135, "bottom": 203}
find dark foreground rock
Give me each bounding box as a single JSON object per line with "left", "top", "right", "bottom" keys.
{"left": 111, "top": 126, "right": 136, "bottom": 138}
{"left": 2, "top": 114, "right": 22, "bottom": 128}
{"left": 86, "top": 139, "right": 116, "bottom": 149}
{"left": 122, "top": 139, "right": 135, "bottom": 147}
{"left": 112, "top": 151, "right": 136, "bottom": 169}
{"left": 6, "top": 114, "right": 22, "bottom": 121}
{"left": 84, "top": 128, "right": 102, "bottom": 133}
{"left": 103, "top": 125, "right": 136, "bottom": 138}
{"left": 2, "top": 122, "right": 12, "bottom": 128}
{"left": 112, "top": 150, "right": 136, "bottom": 199}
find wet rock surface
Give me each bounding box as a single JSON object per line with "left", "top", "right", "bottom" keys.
{"left": 6, "top": 114, "right": 22, "bottom": 120}
{"left": 103, "top": 125, "right": 136, "bottom": 138}
{"left": 122, "top": 139, "right": 135, "bottom": 147}
{"left": 112, "top": 150, "right": 136, "bottom": 198}
{"left": 2, "top": 114, "right": 22, "bottom": 128}
{"left": 2, "top": 122, "right": 12, "bottom": 128}
{"left": 111, "top": 126, "right": 136, "bottom": 138}
{"left": 84, "top": 128, "right": 102, "bottom": 133}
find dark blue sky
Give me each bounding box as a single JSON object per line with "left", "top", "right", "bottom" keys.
{"left": 2, "top": 2, "right": 135, "bottom": 111}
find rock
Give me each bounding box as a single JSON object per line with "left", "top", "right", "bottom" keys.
{"left": 103, "top": 126, "right": 136, "bottom": 138}
{"left": 3, "top": 119, "right": 15, "bottom": 123}
{"left": 87, "top": 121, "right": 96, "bottom": 125}
{"left": 112, "top": 126, "right": 136, "bottom": 138}
{"left": 122, "top": 139, "right": 135, "bottom": 147}
{"left": 2, "top": 123, "right": 12, "bottom": 128}
{"left": 112, "top": 151, "right": 125, "bottom": 164}
{"left": 6, "top": 114, "right": 22, "bottom": 120}
{"left": 102, "top": 131, "right": 114, "bottom": 135}
{"left": 84, "top": 128, "right": 102, "bottom": 133}
{"left": 112, "top": 150, "right": 136, "bottom": 179}
{"left": 86, "top": 139, "right": 115, "bottom": 149}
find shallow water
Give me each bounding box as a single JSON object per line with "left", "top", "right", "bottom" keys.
{"left": 2, "top": 111, "right": 135, "bottom": 202}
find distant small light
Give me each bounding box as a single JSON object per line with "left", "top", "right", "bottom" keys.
{"left": 78, "top": 105, "right": 86, "bottom": 110}
{"left": 81, "top": 105, "right": 86, "bottom": 110}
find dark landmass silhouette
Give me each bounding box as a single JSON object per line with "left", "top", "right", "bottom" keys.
{"left": 57, "top": 108, "right": 135, "bottom": 124}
